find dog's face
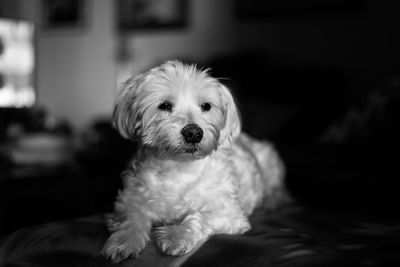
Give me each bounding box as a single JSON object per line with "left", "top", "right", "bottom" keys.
{"left": 113, "top": 61, "right": 241, "bottom": 160}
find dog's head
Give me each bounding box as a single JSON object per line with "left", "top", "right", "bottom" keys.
{"left": 113, "top": 60, "right": 241, "bottom": 160}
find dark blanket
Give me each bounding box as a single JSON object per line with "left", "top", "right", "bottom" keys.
{"left": 1, "top": 205, "right": 399, "bottom": 267}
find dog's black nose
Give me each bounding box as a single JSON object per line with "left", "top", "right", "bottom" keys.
{"left": 181, "top": 124, "right": 203, "bottom": 144}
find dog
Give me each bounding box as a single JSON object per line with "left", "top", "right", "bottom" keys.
{"left": 102, "top": 60, "right": 290, "bottom": 262}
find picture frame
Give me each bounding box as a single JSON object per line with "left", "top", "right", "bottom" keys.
{"left": 116, "top": 0, "right": 188, "bottom": 32}
{"left": 235, "top": 0, "right": 365, "bottom": 20}
{"left": 41, "top": 0, "right": 86, "bottom": 30}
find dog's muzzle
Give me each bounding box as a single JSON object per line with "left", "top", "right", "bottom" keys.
{"left": 181, "top": 124, "right": 203, "bottom": 144}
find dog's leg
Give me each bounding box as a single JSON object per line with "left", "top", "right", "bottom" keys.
{"left": 154, "top": 212, "right": 208, "bottom": 256}
{"left": 155, "top": 201, "right": 250, "bottom": 256}
{"left": 101, "top": 211, "right": 152, "bottom": 262}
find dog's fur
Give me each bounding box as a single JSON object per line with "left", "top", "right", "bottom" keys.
{"left": 102, "top": 61, "right": 290, "bottom": 262}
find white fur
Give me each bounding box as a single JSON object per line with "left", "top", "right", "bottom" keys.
{"left": 102, "top": 61, "right": 290, "bottom": 262}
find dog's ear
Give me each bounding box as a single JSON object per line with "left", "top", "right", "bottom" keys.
{"left": 218, "top": 84, "right": 241, "bottom": 146}
{"left": 112, "top": 75, "right": 144, "bottom": 140}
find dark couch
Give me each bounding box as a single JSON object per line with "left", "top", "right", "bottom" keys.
{"left": 1, "top": 203, "right": 400, "bottom": 266}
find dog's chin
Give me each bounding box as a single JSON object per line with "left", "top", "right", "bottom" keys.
{"left": 168, "top": 146, "right": 207, "bottom": 161}
{"left": 183, "top": 147, "right": 197, "bottom": 154}
{"left": 182, "top": 145, "right": 207, "bottom": 159}
{"left": 151, "top": 143, "right": 215, "bottom": 161}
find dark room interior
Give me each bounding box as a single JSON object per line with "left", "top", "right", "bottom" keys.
{"left": 1, "top": 0, "right": 400, "bottom": 266}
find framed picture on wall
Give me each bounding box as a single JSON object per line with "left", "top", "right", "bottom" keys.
{"left": 116, "top": 0, "right": 188, "bottom": 31}
{"left": 235, "top": 0, "right": 365, "bottom": 20}
{"left": 41, "top": 0, "right": 86, "bottom": 29}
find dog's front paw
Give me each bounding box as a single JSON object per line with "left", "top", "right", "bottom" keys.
{"left": 155, "top": 224, "right": 201, "bottom": 256}
{"left": 102, "top": 230, "right": 149, "bottom": 262}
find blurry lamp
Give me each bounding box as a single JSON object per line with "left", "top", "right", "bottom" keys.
{"left": 0, "top": 18, "right": 35, "bottom": 108}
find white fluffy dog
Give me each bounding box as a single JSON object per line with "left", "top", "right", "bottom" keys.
{"left": 102, "top": 60, "right": 290, "bottom": 262}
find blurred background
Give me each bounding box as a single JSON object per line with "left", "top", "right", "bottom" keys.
{"left": 1, "top": 0, "right": 400, "bottom": 238}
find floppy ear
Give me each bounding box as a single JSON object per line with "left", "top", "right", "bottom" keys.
{"left": 218, "top": 83, "right": 241, "bottom": 146}
{"left": 112, "top": 75, "right": 144, "bottom": 140}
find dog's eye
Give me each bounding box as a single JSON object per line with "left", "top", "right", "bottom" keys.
{"left": 201, "top": 103, "right": 211, "bottom": 112}
{"left": 158, "top": 102, "right": 173, "bottom": 112}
